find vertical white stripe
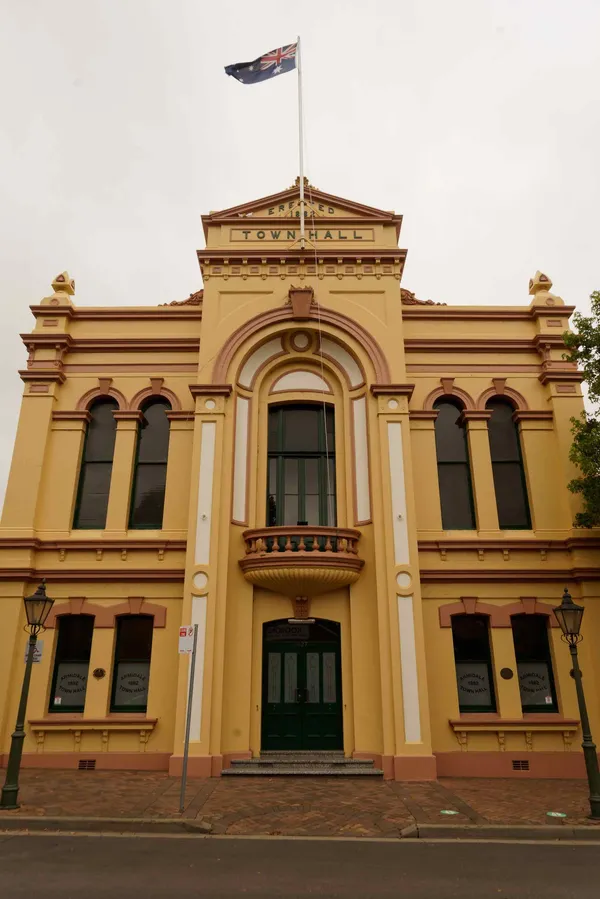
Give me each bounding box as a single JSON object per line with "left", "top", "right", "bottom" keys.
{"left": 188, "top": 595, "right": 207, "bottom": 742}
{"left": 352, "top": 397, "right": 370, "bottom": 522}
{"left": 232, "top": 397, "right": 249, "bottom": 522}
{"left": 397, "top": 594, "right": 421, "bottom": 743}
{"left": 195, "top": 421, "right": 216, "bottom": 565}
{"left": 387, "top": 422, "right": 409, "bottom": 565}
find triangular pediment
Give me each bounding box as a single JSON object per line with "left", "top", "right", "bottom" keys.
{"left": 202, "top": 180, "right": 402, "bottom": 238}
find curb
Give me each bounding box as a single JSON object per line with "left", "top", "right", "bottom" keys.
{"left": 400, "top": 823, "right": 600, "bottom": 842}
{"left": 0, "top": 816, "right": 212, "bottom": 835}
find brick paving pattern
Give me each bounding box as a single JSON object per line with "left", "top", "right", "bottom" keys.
{"left": 1, "top": 770, "right": 599, "bottom": 835}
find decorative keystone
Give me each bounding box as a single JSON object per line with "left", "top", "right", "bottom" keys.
{"left": 287, "top": 285, "right": 315, "bottom": 319}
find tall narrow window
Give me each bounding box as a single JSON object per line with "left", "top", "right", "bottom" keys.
{"left": 451, "top": 615, "right": 497, "bottom": 712}
{"left": 433, "top": 400, "right": 476, "bottom": 529}
{"left": 486, "top": 399, "right": 531, "bottom": 529}
{"left": 511, "top": 615, "right": 558, "bottom": 712}
{"left": 129, "top": 399, "right": 172, "bottom": 529}
{"left": 49, "top": 615, "right": 94, "bottom": 712}
{"left": 73, "top": 399, "right": 118, "bottom": 529}
{"left": 111, "top": 615, "right": 154, "bottom": 712}
{"left": 267, "top": 404, "right": 336, "bottom": 527}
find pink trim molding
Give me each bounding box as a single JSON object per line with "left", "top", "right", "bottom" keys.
{"left": 0, "top": 752, "right": 170, "bottom": 771}
{"left": 45, "top": 597, "right": 167, "bottom": 629}
{"left": 439, "top": 596, "right": 560, "bottom": 628}
{"left": 435, "top": 751, "right": 593, "bottom": 779}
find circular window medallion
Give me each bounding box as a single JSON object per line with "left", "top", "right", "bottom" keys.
{"left": 291, "top": 331, "right": 310, "bottom": 351}
{"left": 193, "top": 572, "right": 208, "bottom": 592}
{"left": 388, "top": 399, "right": 399, "bottom": 410}
{"left": 396, "top": 572, "right": 412, "bottom": 589}
{"left": 500, "top": 667, "right": 514, "bottom": 680}
{"left": 205, "top": 399, "right": 216, "bottom": 410}
{"left": 93, "top": 668, "right": 106, "bottom": 680}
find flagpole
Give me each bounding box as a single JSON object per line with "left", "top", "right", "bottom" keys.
{"left": 297, "top": 35, "right": 305, "bottom": 248}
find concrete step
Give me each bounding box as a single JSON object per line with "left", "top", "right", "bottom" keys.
{"left": 223, "top": 752, "right": 383, "bottom": 777}
{"left": 222, "top": 765, "right": 384, "bottom": 777}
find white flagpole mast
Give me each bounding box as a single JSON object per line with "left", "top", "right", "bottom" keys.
{"left": 297, "top": 35, "right": 305, "bottom": 248}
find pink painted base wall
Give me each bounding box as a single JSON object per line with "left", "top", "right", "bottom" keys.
{"left": 435, "top": 751, "right": 594, "bottom": 778}
{"left": 0, "top": 752, "right": 171, "bottom": 771}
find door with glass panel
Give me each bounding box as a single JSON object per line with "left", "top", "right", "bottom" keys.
{"left": 267, "top": 404, "right": 336, "bottom": 528}
{"left": 261, "top": 620, "right": 343, "bottom": 751}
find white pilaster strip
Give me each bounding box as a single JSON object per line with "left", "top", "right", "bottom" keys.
{"left": 397, "top": 594, "right": 422, "bottom": 743}
{"left": 188, "top": 595, "right": 208, "bottom": 741}
{"left": 352, "top": 397, "right": 370, "bottom": 522}
{"left": 387, "top": 421, "right": 409, "bottom": 565}
{"left": 195, "top": 421, "right": 216, "bottom": 565}
{"left": 232, "top": 396, "right": 249, "bottom": 522}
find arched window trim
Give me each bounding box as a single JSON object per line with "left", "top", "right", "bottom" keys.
{"left": 73, "top": 398, "right": 119, "bottom": 530}
{"left": 486, "top": 396, "right": 531, "bottom": 530}
{"left": 128, "top": 398, "right": 172, "bottom": 530}
{"left": 433, "top": 397, "right": 476, "bottom": 530}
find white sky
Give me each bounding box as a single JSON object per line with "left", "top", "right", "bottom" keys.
{"left": 1, "top": 0, "right": 599, "bottom": 508}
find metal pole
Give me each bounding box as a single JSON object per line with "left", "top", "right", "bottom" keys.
{"left": 570, "top": 642, "right": 600, "bottom": 818}
{"left": 296, "top": 35, "right": 305, "bottom": 247}
{"left": 179, "top": 624, "right": 198, "bottom": 813}
{"left": 1, "top": 634, "right": 37, "bottom": 809}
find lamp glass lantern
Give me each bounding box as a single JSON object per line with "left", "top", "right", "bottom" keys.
{"left": 553, "top": 588, "right": 585, "bottom": 644}
{"left": 24, "top": 581, "right": 54, "bottom": 632}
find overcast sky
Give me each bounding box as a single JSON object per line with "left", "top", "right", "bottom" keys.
{"left": 1, "top": 0, "right": 599, "bottom": 509}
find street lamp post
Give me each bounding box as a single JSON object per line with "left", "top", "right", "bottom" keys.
{"left": 0, "top": 581, "right": 54, "bottom": 810}
{"left": 553, "top": 587, "right": 600, "bottom": 819}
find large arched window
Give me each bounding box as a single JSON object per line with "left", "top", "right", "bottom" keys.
{"left": 73, "top": 399, "right": 118, "bottom": 529}
{"left": 486, "top": 398, "right": 530, "bottom": 529}
{"left": 433, "top": 399, "right": 475, "bottom": 530}
{"left": 129, "top": 399, "right": 172, "bottom": 529}
{"left": 267, "top": 404, "right": 336, "bottom": 527}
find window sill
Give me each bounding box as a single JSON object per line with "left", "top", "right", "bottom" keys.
{"left": 28, "top": 717, "right": 157, "bottom": 752}
{"left": 449, "top": 715, "right": 579, "bottom": 752}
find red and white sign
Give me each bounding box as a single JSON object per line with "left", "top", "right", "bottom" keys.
{"left": 178, "top": 626, "right": 195, "bottom": 654}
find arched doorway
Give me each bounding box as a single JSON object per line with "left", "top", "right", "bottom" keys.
{"left": 261, "top": 619, "right": 343, "bottom": 751}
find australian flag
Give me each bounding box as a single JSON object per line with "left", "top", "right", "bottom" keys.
{"left": 225, "top": 43, "right": 297, "bottom": 85}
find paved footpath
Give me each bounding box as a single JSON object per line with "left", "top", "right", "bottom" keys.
{"left": 1, "top": 834, "right": 599, "bottom": 898}
{"left": 1, "top": 770, "right": 600, "bottom": 836}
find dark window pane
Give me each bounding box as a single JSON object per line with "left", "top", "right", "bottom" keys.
{"left": 130, "top": 463, "right": 167, "bottom": 529}
{"left": 137, "top": 401, "right": 171, "bottom": 462}
{"left": 84, "top": 400, "right": 118, "bottom": 461}
{"left": 283, "top": 408, "right": 320, "bottom": 452}
{"left": 74, "top": 463, "right": 113, "bottom": 528}
{"left": 49, "top": 615, "right": 94, "bottom": 712}
{"left": 111, "top": 616, "right": 153, "bottom": 712}
{"left": 492, "top": 462, "right": 530, "bottom": 528}
{"left": 511, "top": 615, "right": 557, "bottom": 712}
{"left": 451, "top": 615, "right": 496, "bottom": 712}
{"left": 487, "top": 400, "right": 520, "bottom": 461}
{"left": 325, "top": 407, "right": 335, "bottom": 451}
{"left": 268, "top": 408, "right": 280, "bottom": 450}
{"left": 56, "top": 615, "right": 94, "bottom": 661}
{"left": 115, "top": 616, "right": 153, "bottom": 661}
{"left": 452, "top": 615, "right": 491, "bottom": 661}
{"left": 283, "top": 493, "right": 299, "bottom": 525}
{"left": 73, "top": 400, "right": 118, "bottom": 529}
{"left": 437, "top": 464, "right": 476, "bottom": 529}
{"left": 434, "top": 402, "right": 468, "bottom": 462}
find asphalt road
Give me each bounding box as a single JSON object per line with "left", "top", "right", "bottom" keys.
{"left": 0, "top": 834, "right": 599, "bottom": 898}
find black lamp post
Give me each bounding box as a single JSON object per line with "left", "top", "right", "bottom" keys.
{"left": 553, "top": 587, "right": 600, "bottom": 819}
{"left": 0, "top": 581, "right": 54, "bottom": 810}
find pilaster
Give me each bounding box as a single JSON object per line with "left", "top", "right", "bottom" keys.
{"left": 461, "top": 411, "right": 500, "bottom": 535}
{"left": 36, "top": 412, "right": 90, "bottom": 536}
{"left": 515, "top": 412, "right": 570, "bottom": 531}
{"left": 408, "top": 411, "right": 442, "bottom": 532}
{"left": 103, "top": 412, "right": 142, "bottom": 537}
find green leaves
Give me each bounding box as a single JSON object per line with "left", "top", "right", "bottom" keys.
{"left": 564, "top": 291, "right": 600, "bottom": 527}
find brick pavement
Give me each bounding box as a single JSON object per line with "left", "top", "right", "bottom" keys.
{"left": 1, "top": 770, "right": 599, "bottom": 835}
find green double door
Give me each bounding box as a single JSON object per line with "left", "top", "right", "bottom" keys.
{"left": 261, "top": 620, "right": 343, "bottom": 752}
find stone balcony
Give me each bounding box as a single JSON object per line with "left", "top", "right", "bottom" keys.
{"left": 239, "top": 526, "right": 364, "bottom": 598}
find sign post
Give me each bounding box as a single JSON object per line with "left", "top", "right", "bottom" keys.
{"left": 178, "top": 624, "right": 198, "bottom": 813}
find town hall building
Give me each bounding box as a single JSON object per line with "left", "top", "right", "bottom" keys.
{"left": 0, "top": 180, "right": 597, "bottom": 779}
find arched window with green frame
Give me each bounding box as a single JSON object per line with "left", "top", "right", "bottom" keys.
{"left": 267, "top": 404, "right": 336, "bottom": 527}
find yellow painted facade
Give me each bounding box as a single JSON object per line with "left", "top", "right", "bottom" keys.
{"left": 0, "top": 181, "right": 598, "bottom": 779}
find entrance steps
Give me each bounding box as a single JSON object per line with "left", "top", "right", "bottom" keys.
{"left": 222, "top": 751, "right": 384, "bottom": 777}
